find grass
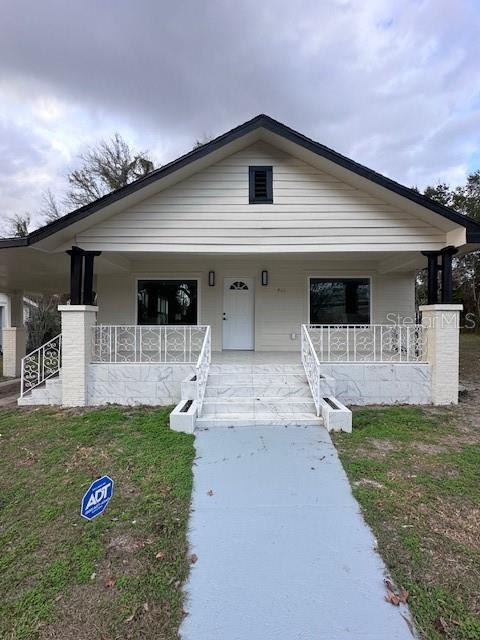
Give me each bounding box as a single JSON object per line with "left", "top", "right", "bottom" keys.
{"left": 0, "top": 405, "right": 195, "bottom": 640}
{"left": 332, "top": 334, "right": 480, "bottom": 640}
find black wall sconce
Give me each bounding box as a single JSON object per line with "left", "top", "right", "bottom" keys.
{"left": 261, "top": 270, "right": 268, "bottom": 286}
{"left": 208, "top": 271, "right": 215, "bottom": 286}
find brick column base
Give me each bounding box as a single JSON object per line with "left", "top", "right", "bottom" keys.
{"left": 420, "top": 304, "right": 463, "bottom": 405}
{"left": 59, "top": 305, "right": 98, "bottom": 407}
{"left": 2, "top": 327, "right": 26, "bottom": 377}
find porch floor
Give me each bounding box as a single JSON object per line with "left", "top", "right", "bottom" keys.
{"left": 211, "top": 350, "right": 301, "bottom": 364}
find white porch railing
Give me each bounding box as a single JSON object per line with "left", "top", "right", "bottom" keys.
{"left": 20, "top": 334, "right": 62, "bottom": 398}
{"left": 91, "top": 325, "right": 210, "bottom": 363}
{"left": 301, "top": 325, "right": 322, "bottom": 416}
{"left": 196, "top": 325, "right": 211, "bottom": 416}
{"left": 304, "top": 324, "right": 427, "bottom": 363}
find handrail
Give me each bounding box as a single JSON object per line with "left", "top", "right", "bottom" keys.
{"left": 20, "top": 333, "right": 62, "bottom": 398}
{"left": 304, "top": 324, "right": 426, "bottom": 363}
{"left": 195, "top": 326, "right": 211, "bottom": 416}
{"left": 301, "top": 325, "right": 321, "bottom": 416}
{"left": 91, "top": 324, "right": 209, "bottom": 364}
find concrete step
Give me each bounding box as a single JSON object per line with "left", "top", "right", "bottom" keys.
{"left": 207, "top": 373, "right": 308, "bottom": 385}
{"left": 196, "top": 412, "right": 323, "bottom": 428}
{"left": 201, "top": 399, "right": 316, "bottom": 416}
{"left": 209, "top": 364, "right": 304, "bottom": 374}
{"left": 205, "top": 383, "right": 312, "bottom": 399}
{"left": 17, "top": 375, "right": 62, "bottom": 406}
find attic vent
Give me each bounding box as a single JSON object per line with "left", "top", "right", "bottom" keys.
{"left": 249, "top": 166, "right": 273, "bottom": 203}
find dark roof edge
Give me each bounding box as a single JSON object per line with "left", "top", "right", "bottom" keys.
{"left": 0, "top": 237, "right": 29, "bottom": 248}
{"left": 259, "top": 117, "right": 480, "bottom": 240}
{"left": 2, "top": 113, "right": 480, "bottom": 248}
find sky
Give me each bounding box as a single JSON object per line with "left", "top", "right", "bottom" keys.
{"left": 0, "top": 0, "right": 479, "bottom": 228}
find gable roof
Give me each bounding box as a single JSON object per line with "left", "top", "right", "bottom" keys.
{"left": 2, "top": 113, "right": 480, "bottom": 248}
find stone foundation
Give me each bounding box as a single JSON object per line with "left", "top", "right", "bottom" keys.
{"left": 88, "top": 364, "right": 196, "bottom": 406}
{"left": 319, "top": 363, "right": 432, "bottom": 405}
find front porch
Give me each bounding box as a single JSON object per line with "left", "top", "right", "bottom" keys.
{"left": 1, "top": 246, "right": 462, "bottom": 421}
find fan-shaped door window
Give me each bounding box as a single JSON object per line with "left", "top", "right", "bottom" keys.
{"left": 229, "top": 281, "right": 249, "bottom": 290}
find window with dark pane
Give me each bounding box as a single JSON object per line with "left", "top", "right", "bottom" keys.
{"left": 137, "top": 280, "right": 198, "bottom": 325}
{"left": 249, "top": 166, "right": 273, "bottom": 203}
{"left": 309, "top": 278, "right": 370, "bottom": 324}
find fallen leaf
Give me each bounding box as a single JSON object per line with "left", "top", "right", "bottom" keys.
{"left": 385, "top": 591, "right": 401, "bottom": 606}
{"left": 124, "top": 611, "right": 136, "bottom": 624}
{"left": 434, "top": 617, "right": 449, "bottom": 635}
{"left": 384, "top": 578, "right": 408, "bottom": 606}
{"left": 155, "top": 550, "right": 166, "bottom": 560}
{"left": 190, "top": 553, "right": 198, "bottom": 564}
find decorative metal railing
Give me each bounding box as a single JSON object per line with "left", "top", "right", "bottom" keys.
{"left": 301, "top": 325, "right": 322, "bottom": 416}
{"left": 20, "top": 334, "right": 62, "bottom": 398}
{"left": 91, "top": 325, "right": 210, "bottom": 363}
{"left": 304, "top": 324, "right": 427, "bottom": 363}
{"left": 195, "top": 326, "right": 211, "bottom": 416}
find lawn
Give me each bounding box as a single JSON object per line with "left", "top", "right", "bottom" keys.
{"left": 0, "top": 406, "right": 195, "bottom": 640}
{"left": 333, "top": 334, "right": 480, "bottom": 640}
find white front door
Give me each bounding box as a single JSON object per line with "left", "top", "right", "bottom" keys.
{"left": 223, "top": 277, "right": 255, "bottom": 350}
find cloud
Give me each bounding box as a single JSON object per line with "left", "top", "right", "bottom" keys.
{"left": 0, "top": 0, "right": 479, "bottom": 226}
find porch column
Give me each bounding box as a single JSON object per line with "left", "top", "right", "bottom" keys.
{"left": 66, "top": 247, "right": 102, "bottom": 305}
{"left": 421, "top": 251, "right": 440, "bottom": 305}
{"left": 58, "top": 305, "right": 98, "bottom": 406}
{"left": 2, "top": 291, "right": 26, "bottom": 378}
{"left": 440, "top": 246, "right": 458, "bottom": 304}
{"left": 420, "top": 304, "right": 463, "bottom": 405}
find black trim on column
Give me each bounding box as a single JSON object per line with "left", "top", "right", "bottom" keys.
{"left": 422, "top": 251, "right": 440, "bottom": 305}
{"left": 67, "top": 247, "right": 84, "bottom": 305}
{"left": 440, "top": 246, "right": 458, "bottom": 304}
{"left": 83, "top": 251, "right": 102, "bottom": 306}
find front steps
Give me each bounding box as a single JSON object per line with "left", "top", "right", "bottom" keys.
{"left": 17, "top": 375, "right": 62, "bottom": 406}
{"left": 196, "top": 363, "right": 323, "bottom": 428}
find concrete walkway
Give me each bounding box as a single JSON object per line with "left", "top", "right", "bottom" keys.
{"left": 181, "top": 426, "right": 415, "bottom": 640}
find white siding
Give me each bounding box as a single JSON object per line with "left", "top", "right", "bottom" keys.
{"left": 77, "top": 142, "right": 446, "bottom": 253}
{"left": 96, "top": 256, "right": 415, "bottom": 352}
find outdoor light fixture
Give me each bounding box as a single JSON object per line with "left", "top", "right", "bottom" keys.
{"left": 208, "top": 271, "right": 215, "bottom": 286}
{"left": 261, "top": 270, "right": 268, "bottom": 286}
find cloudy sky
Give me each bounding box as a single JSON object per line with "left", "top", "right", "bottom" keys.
{"left": 0, "top": 0, "right": 479, "bottom": 228}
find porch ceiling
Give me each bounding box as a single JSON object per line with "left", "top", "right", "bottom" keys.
{"left": 0, "top": 247, "right": 429, "bottom": 294}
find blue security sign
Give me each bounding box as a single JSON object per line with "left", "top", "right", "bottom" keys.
{"left": 81, "top": 475, "right": 114, "bottom": 520}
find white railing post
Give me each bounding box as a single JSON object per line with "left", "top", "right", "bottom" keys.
{"left": 196, "top": 326, "right": 211, "bottom": 416}
{"left": 20, "top": 333, "right": 62, "bottom": 398}
{"left": 301, "top": 325, "right": 322, "bottom": 416}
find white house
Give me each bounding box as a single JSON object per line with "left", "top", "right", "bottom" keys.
{"left": 1, "top": 115, "right": 479, "bottom": 430}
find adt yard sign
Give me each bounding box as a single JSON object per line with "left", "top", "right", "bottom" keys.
{"left": 81, "top": 475, "right": 114, "bottom": 520}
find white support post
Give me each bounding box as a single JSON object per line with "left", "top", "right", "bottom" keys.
{"left": 59, "top": 305, "right": 98, "bottom": 407}
{"left": 419, "top": 304, "right": 463, "bottom": 405}
{"left": 2, "top": 292, "right": 26, "bottom": 378}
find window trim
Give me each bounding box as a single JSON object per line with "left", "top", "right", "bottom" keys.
{"left": 306, "top": 275, "right": 373, "bottom": 325}
{"left": 134, "top": 276, "right": 201, "bottom": 325}
{"left": 249, "top": 165, "right": 273, "bottom": 204}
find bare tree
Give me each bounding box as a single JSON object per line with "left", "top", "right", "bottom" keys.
{"left": 41, "top": 189, "right": 63, "bottom": 223}
{"left": 66, "top": 133, "right": 155, "bottom": 208}
{"left": 25, "top": 294, "right": 62, "bottom": 352}
{"left": 5, "top": 213, "right": 31, "bottom": 237}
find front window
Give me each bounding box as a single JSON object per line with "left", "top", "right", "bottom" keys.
{"left": 137, "top": 280, "right": 198, "bottom": 325}
{"left": 309, "top": 278, "right": 370, "bottom": 324}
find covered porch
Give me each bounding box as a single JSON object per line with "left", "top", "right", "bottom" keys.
{"left": 0, "top": 245, "right": 462, "bottom": 413}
